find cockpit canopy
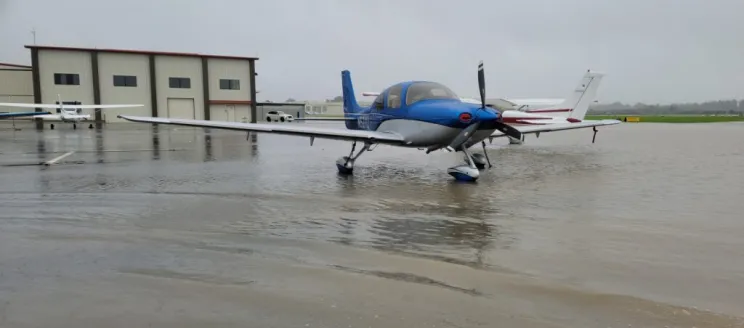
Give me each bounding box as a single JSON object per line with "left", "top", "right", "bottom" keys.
{"left": 405, "top": 82, "right": 459, "bottom": 106}
{"left": 371, "top": 81, "right": 461, "bottom": 109}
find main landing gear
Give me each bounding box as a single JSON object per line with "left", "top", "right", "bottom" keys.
{"left": 48, "top": 123, "right": 95, "bottom": 130}
{"left": 449, "top": 141, "right": 493, "bottom": 182}
{"left": 336, "top": 141, "right": 372, "bottom": 174}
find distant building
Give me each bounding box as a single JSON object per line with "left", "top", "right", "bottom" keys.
{"left": 0, "top": 62, "right": 34, "bottom": 107}
{"left": 25, "top": 45, "right": 258, "bottom": 126}
{"left": 298, "top": 100, "right": 373, "bottom": 117}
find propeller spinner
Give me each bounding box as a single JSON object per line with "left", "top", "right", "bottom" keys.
{"left": 446, "top": 61, "right": 522, "bottom": 151}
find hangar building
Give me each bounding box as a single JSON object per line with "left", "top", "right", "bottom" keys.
{"left": 0, "top": 62, "right": 34, "bottom": 106}
{"left": 25, "top": 45, "right": 258, "bottom": 125}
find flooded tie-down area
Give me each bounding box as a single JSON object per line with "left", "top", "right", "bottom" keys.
{"left": 1, "top": 121, "right": 743, "bottom": 327}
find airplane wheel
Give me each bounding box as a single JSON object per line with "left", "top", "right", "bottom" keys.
{"left": 73, "top": 124, "right": 77, "bottom": 129}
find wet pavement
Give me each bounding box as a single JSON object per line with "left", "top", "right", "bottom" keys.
{"left": 1, "top": 120, "right": 744, "bottom": 327}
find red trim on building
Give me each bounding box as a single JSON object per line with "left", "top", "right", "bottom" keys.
{"left": 0, "top": 62, "right": 32, "bottom": 69}
{"left": 209, "top": 100, "right": 253, "bottom": 105}
{"left": 24, "top": 45, "right": 258, "bottom": 61}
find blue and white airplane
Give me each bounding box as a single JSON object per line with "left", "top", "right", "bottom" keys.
{"left": 118, "top": 62, "right": 620, "bottom": 182}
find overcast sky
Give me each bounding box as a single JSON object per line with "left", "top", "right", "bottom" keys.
{"left": 1, "top": 0, "right": 742, "bottom": 104}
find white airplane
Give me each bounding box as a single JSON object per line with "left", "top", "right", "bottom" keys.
{"left": 0, "top": 95, "right": 144, "bottom": 130}
{"left": 117, "top": 61, "right": 620, "bottom": 182}
{"left": 463, "top": 70, "right": 605, "bottom": 144}
{"left": 503, "top": 98, "right": 565, "bottom": 109}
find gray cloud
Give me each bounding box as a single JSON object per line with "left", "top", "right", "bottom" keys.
{"left": 1, "top": 0, "right": 742, "bottom": 104}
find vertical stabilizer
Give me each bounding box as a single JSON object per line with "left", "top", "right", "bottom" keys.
{"left": 527, "top": 70, "right": 604, "bottom": 120}
{"left": 341, "top": 70, "right": 362, "bottom": 129}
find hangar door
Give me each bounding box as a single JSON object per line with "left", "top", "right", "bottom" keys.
{"left": 211, "top": 105, "right": 251, "bottom": 123}
{"left": 167, "top": 98, "right": 195, "bottom": 119}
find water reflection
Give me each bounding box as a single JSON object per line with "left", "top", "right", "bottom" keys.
{"left": 204, "top": 134, "right": 213, "bottom": 162}
{"left": 94, "top": 128, "right": 105, "bottom": 164}
{"left": 320, "top": 173, "right": 514, "bottom": 268}
{"left": 151, "top": 125, "right": 160, "bottom": 160}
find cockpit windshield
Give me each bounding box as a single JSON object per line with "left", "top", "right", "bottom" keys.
{"left": 405, "top": 82, "right": 459, "bottom": 106}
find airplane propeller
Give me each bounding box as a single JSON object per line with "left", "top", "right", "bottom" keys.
{"left": 446, "top": 61, "right": 522, "bottom": 151}
{"left": 476, "top": 61, "right": 523, "bottom": 140}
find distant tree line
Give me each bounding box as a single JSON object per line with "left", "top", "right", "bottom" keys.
{"left": 269, "top": 97, "right": 744, "bottom": 115}
{"left": 589, "top": 99, "right": 744, "bottom": 115}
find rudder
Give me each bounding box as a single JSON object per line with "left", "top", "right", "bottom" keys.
{"left": 566, "top": 70, "right": 604, "bottom": 120}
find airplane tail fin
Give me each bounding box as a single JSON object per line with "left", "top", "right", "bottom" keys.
{"left": 527, "top": 70, "right": 604, "bottom": 120}
{"left": 341, "top": 70, "right": 362, "bottom": 129}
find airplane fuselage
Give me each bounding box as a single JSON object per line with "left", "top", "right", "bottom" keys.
{"left": 35, "top": 111, "right": 90, "bottom": 123}
{"left": 345, "top": 97, "right": 501, "bottom": 149}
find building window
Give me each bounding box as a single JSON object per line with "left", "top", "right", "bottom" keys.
{"left": 169, "top": 77, "right": 191, "bottom": 89}
{"left": 219, "top": 79, "right": 240, "bottom": 90}
{"left": 113, "top": 75, "right": 137, "bottom": 87}
{"left": 54, "top": 73, "right": 80, "bottom": 85}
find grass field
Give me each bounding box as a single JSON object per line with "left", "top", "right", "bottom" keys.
{"left": 585, "top": 115, "right": 744, "bottom": 123}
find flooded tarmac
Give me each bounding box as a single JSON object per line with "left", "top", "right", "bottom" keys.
{"left": 1, "top": 121, "right": 744, "bottom": 327}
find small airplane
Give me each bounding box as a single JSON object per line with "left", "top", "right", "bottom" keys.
{"left": 0, "top": 95, "right": 144, "bottom": 130}
{"left": 462, "top": 70, "right": 605, "bottom": 144}
{"left": 118, "top": 61, "right": 620, "bottom": 182}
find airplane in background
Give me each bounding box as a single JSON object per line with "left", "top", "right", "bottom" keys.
{"left": 503, "top": 98, "right": 565, "bottom": 109}
{"left": 0, "top": 95, "right": 144, "bottom": 130}
{"left": 461, "top": 70, "right": 605, "bottom": 144}
{"left": 118, "top": 61, "right": 620, "bottom": 182}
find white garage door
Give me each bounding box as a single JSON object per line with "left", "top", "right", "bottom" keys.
{"left": 167, "top": 98, "right": 195, "bottom": 119}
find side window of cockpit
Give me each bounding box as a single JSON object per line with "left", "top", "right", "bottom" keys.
{"left": 386, "top": 84, "right": 403, "bottom": 109}
{"left": 372, "top": 92, "right": 385, "bottom": 109}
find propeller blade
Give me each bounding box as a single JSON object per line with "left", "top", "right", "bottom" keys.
{"left": 478, "top": 61, "right": 486, "bottom": 109}
{"left": 493, "top": 121, "right": 522, "bottom": 140}
{"left": 446, "top": 121, "right": 481, "bottom": 151}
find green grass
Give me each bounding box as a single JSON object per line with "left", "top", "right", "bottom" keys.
{"left": 585, "top": 115, "right": 744, "bottom": 123}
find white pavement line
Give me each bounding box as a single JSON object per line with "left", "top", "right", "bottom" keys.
{"left": 43, "top": 151, "right": 76, "bottom": 166}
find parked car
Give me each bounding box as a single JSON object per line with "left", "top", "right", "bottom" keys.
{"left": 266, "top": 110, "right": 294, "bottom": 122}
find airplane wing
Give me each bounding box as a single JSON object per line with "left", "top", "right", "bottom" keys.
{"left": 0, "top": 103, "right": 144, "bottom": 109}
{"left": 0, "top": 111, "right": 51, "bottom": 119}
{"left": 117, "top": 115, "right": 409, "bottom": 145}
{"left": 490, "top": 119, "right": 621, "bottom": 138}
